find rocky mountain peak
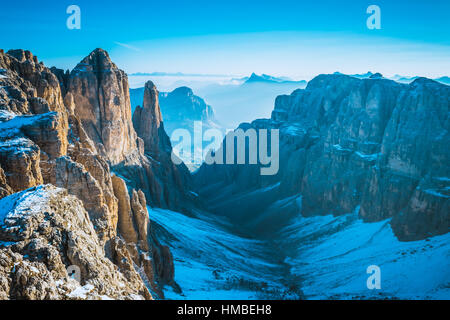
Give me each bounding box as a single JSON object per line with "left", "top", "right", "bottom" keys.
{"left": 133, "top": 80, "right": 167, "bottom": 155}
{"left": 1, "top": 47, "right": 191, "bottom": 299}
{"left": 6, "top": 49, "right": 38, "bottom": 64}
{"left": 171, "top": 86, "right": 193, "bottom": 96}
{"left": 76, "top": 48, "right": 116, "bottom": 72}
{"left": 66, "top": 49, "right": 137, "bottom": 165}
{"left": 159, "top": 86, "right": 215, "bottom": 124}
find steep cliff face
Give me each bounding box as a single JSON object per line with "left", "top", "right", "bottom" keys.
{"left": 360, "top": 78, "right": 450, "bottom": 240}
{"left": 0, "top": 49, "right": 69, "bottom": 194}
{"left": 133, "top": 81, "right": 171, "bottom": 156}
{"left": 57, "top": 50, "right": 192, "bottom": 213}
{"left": 111, "top": 174, "right": 179, "bottom": 298}
{"left": 64, "top": 48, "right": 138, "bottom": 165}
{"left": 0, "top": 49, "right": 68, "bottom": 120}
{"left": 130, "top": 85, "right": 216, "bottom": 124}
{"left": 194, "top": 74, "right": 449, "bottom": 241}
{"left": 0, "top": 48, "right": 190, "bottom": 299}
{"left": 0, "top": 167, "right": 13, "bottom": 198}
{"left": 130, "top": 81, "right": 194, "bottom": 212}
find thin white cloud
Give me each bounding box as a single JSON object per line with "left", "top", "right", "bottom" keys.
{"left": 113, "top": 41, "right": 141, "bottom": 52}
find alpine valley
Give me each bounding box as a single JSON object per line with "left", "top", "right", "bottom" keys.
{"left": 0, "top": 48, "right": 448, "bottom": 300}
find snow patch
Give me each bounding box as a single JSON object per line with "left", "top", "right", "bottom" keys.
{"left": 423, "top": 189, "right": 449, "bottom": 198}
{"left": 67, "top": 284, "right": 95, "bottom": 299}
{"left": 0, "top": 185, "right": 64, "bottom": 227}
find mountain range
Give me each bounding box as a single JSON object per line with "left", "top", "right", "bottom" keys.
{"left": 0, "top": 48, "right": 448, "bottom": 300}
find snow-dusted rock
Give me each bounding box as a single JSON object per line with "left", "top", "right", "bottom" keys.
{"left": 0, "top": 47, "right": 185, "bottom": 299}
{"left": 0, "top": 185, "right": 150, "bottom": 300}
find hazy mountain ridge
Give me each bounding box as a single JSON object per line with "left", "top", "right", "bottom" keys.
{"left": 244, "top": 73, "right": 307, "bottom": 85}
{"left": 336, "top": 71, "right": 450, "bottom": 85}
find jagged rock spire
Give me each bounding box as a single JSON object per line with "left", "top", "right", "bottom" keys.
{"left": 66, "top": 48, "right": 138, "bottom": 165}
{"left": 132, "top": 80, "right": 172, "bottom": 156}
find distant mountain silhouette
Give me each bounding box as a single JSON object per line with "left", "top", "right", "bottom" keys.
{"left": 130, "top": 72, "right": 231, "bottom": 77}
{"left": 335, "top": 72, "right": 449, "bottom": 85}
{"left": 334, "top": 71, "right": 377, "bottom": 79}
{"left": 244, "top": 73, "right": 306, "bottom": 85}
{"left": 435, "top": 76, "right": 450, "bottom": 85}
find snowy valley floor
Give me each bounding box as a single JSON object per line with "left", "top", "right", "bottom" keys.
{"left": 149, "top": 207, "right": 301, "bottom": 299}
{"left": 274, "top": 208, "right": 450, "bottom": 299}
{"left": 149, "top": 202, "right": 449, "bottom": 300}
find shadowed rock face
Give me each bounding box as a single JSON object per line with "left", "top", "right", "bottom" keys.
{"left": 194, "top": 74, "right": 449, "bottom": 241}
{"left": 0, "top": 136, "right": 42, "bottom": 192}
{"left": 130, "top": 81, "right": 194, "bottom": 212}
{"left": 133, "top": 81, "right": 171, "bottom": 156}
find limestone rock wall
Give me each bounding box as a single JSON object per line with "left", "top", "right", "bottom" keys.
{"left": 195, "top": 74, "right": 449, "bottom": 241}
{"left": 65, "top": 48, "right": 138, "bottom": 165}
{"left": 0, "top": 48, "right": 186, "bottom": 299}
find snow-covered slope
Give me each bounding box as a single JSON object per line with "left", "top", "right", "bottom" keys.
{"left": 148, "top": 207, "right": 303, "bottom": 299}
{"left": 149, "top": 199, "right": 449, "bottom": 300}
{"left": 276, "top": 208, "right": 450, "bottom": 300}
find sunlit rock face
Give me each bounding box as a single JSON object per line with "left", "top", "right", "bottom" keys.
{"left": 64, "top": 48, "right": 138, "bottom": 165}
{"left": 0, "top": 185, "right": 151, "bottom": 300}
{"left": 131, "top": 81, "right": 194, "bottom": 212}
{"left": 0, "top": 47, "right": 190, "bottom": 299}
{"left": 361, "top": 78, "right": 450, "bottom": 240}
{"left": 58, "top": 49, "right": 193, "bottom": 214}
{"left": 0, "top": 49, "right": 69, "bottom": 194}
{"left": 195, "top": 74, "right": 449, "bottom": 241}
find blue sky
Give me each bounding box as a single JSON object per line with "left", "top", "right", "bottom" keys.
{"left": 1, "top": 0, "right": 449, "bottom": 78}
